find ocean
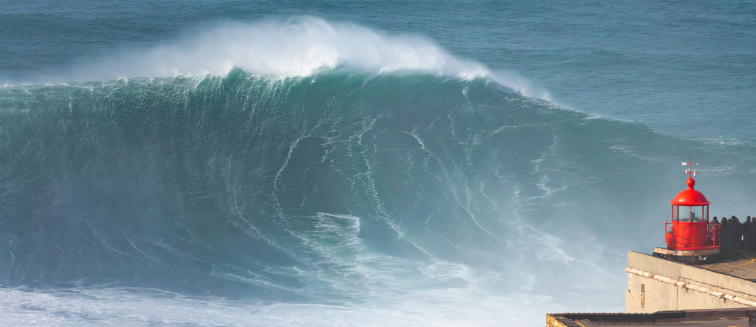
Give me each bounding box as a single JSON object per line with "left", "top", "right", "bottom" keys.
{"left": 1, "top": 1, "right": 755, "bottom": 326}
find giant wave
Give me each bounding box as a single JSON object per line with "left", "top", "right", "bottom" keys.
{"left": 1, "top": 18, "right": 756, "bottom": 327}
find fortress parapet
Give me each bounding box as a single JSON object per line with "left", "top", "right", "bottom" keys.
{"left": 625, "top": 251, "right": 756, "bottom": 312}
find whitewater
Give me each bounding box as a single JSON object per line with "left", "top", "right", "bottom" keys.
{"left": 2, "top": 7, "right": 756, "bottom": 327}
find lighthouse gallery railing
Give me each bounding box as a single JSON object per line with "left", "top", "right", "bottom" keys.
{"left": 665, "top": 221, "right": 720, "bottom": 248}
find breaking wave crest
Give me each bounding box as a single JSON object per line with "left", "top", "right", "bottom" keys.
{"left": 9, "top": 17, "right": 550, "bottom": 101}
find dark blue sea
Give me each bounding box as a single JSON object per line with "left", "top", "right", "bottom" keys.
{"left": 1, "top": 1, "right": 755, "bottom": 325}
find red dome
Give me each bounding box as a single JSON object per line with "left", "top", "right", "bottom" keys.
{"left": 670, "top": 177, "right": 710, "bottom": 205}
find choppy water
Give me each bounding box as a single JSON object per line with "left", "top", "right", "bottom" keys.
{"left": 1, "top": 2, "right": 755, "bottom": 326}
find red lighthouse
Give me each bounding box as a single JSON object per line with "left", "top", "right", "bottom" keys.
{"left": 655, "top": 159, "right": 720, "bottom": 263}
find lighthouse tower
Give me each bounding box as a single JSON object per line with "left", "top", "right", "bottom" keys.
{"left": 653, "top": 159, "right": 720, "bottom": 263}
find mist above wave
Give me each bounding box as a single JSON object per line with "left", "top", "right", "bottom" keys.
{"left": 30, "top": 16, "right": 550, "bottom": 100}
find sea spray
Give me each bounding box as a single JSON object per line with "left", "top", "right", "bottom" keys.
{"left": 2, "top": 17, "right": 550, "bottom": 101}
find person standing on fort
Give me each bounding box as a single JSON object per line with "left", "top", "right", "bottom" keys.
{"left": 729, "top": 217, "right": 738, "bottom": 257}
{"left": 707, "top": 217, "right": 714, "bottom": 245}
{"left": 751, "top": 216, "right": 756, "bottom": 251}
{"left": 720, "top": 218, "right": 730, "bottom": 259}
{"left": 744, "top": 217, "right": 752, "bottom": 251}
{"left": 728, "top": 217, "right": 738, "bottom": 257}
{"left": 732, "top": 216, "right": 741, "bottom": 255}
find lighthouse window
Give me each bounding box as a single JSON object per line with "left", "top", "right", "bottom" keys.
{"left": 678, "top": 206, "right": 705, "bottom": 222}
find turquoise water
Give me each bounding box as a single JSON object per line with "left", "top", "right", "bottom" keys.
{"left": 1, "top": 2, "right": 755, "bottom": 326}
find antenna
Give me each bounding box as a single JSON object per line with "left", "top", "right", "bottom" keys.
{"left": 682, "top": 156, "right": 697, "bottom": 177}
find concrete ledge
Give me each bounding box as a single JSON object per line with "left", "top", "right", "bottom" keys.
{"left": 549, "top": 308, "right": 756, "bottom": 326}
{"left": 654, "top": 247, "right": 720, "bottom": 256}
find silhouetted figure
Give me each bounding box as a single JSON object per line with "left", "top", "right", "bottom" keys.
{"left": 745, "top": 217, "right": 753, "bottom": 252}
{"left": 751, "top": 216, "right": 756, "bottom": 251}
{"left": 732, "top": 216, "right": 742, "bottom": 256}
{"left": 750, "top": 216, "right": 756, "bottom": 251}
{"left": 707, "top": 218, "right": 713, "bottom": 245}
{"left": 711, "top": 217, "right": 720, "bottom": 246}
{"left": 720, "top": 218, "right": 730, "bottom": 259}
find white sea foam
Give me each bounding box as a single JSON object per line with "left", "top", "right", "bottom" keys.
{"left": 0, "top": 285, "right": 577, "bottom": 327}
{"left": 57, "top": 16, "right": 550, "bottom": 100}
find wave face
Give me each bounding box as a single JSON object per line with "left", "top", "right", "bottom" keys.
{"left": 3, "top": 71, "right": 756, "bottom": 325}
{"left": 2, "top": 17, "right": 756, "bottom": 327}
{"left": 1, "top": 74, "right": 569, "bottom": 294}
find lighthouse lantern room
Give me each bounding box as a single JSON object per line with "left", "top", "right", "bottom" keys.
{"left": 658, "top": 159, "right": 720, "bottom": 261}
